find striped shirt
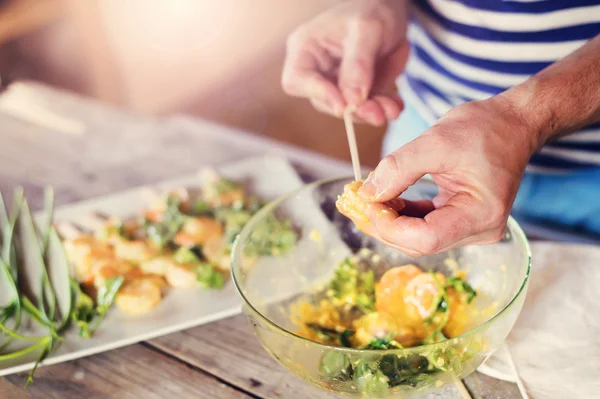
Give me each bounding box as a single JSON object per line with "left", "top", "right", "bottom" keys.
{"left": 402, "top": 0, "right": 600, "bottom": 172}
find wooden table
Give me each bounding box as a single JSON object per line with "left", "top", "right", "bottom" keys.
{"left": 0, "top": 82, "right": 521, "bottom": 399}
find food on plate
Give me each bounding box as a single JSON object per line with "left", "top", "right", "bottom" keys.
{"left": 60, "top": 170, "right": 297, "bottom": 318}
{"left": 0, "top": 170, "right": 298, "bottom": 388}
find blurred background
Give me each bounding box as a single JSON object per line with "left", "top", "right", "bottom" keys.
{"left": 0, "top": 0, "right": 386, "bottom": 167}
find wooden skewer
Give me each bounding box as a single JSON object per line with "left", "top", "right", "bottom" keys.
{"left": 343, "top": 105, "right": 362, "bottom": 181}
{"left": 455, "top": 379, "right": 472, "bottom": 399}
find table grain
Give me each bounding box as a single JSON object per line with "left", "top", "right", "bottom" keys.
{"left": 0, "top": 82, "right": 521, "bottom": 399}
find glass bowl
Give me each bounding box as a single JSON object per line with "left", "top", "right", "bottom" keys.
{"left": 231, "top": 177, "right": 530, "bottom": 398}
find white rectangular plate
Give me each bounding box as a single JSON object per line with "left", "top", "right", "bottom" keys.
{"left": 0, "top": 155, "right": 305, "bottom": 376}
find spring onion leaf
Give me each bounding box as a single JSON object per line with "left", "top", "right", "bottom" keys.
{"left": 91, "top": 276, "right": 125, "bottom": 332}
{"left": 70, "top": 279, "right": 95, "bottom": 338}
{"left": 15, "top": 199, "right": 55, "bottom": 325}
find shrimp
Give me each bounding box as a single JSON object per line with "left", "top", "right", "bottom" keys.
{"left": 63, "top": 234, "right": 114, "bottom": 284}
{"left": 165, "top": 262, "right": 198, "bottom": 288}
{"left": 112, "top": 237, "right": 156, "bottom": 262}
{"left": 202, "top": 236, "right": 230, "bottom": 271}
{"left": 174, "top": 217, "right": 223, "bottom": 247}
{"left": 115, "top": 276, "right": 164, "bottom": 315}
{"left": 199, "top": 168, "right": 245, "bottom": 207}
{"left": 93, "top": 260, "right": 144, "bottom": 289}
{"left": 139, "top": 255, "right": 173, "bottom": 276}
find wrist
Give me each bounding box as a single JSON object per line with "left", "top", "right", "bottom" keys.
{"left": 497, "top": 80, "right": 556, "bottom": 151}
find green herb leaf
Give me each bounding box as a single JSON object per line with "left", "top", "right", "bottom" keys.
{"left": 146, "top": 195, "right": 184, "bottom": 248}
{"left": 195, "top": 263, "right": 225, "bottom": 289}
{"left": 306, "top": 323, "right": 354, "bottom": 346}
{"left": 91, "top": 276, "right": 125, "bottom": 332}
{"left": 173, "top": 246, "right": 200, "bottom": 264}
{"left": 319, "top": 351, "right": 352, "bottom": 380}
{"left": 355, "top": 362, "right": 390, "bottom": 394}
{"left": 329, "top": 258, "right": 375, "bottom": 313}
{"left": 446, "top": 276, "right": 477, "bottom": 303}
{"left": 215, "top": 178, "right": 240, "bottom": 195}
{"left": 360, "top": 333, "right": 403, "bottom": 350}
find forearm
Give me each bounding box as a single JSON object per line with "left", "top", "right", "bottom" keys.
{"left": 501, "top": 34, "right": 600, "bottom": 147}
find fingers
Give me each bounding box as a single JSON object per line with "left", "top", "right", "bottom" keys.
{"left": 359, "top": 134, "right": 449, "bottom": 202}
{"left": 282, "top": 33, "right": 346, "bottom": 115}
{"left": 372, "top": 42, "right": 410, "bottom": 93}
{"left": 396, "top": 199, "right": 435, "bottom": 218}
{"left": 339, "top": 17, "right": 383, "bottom": 106}
{"left": 365, "top": 192, "right": 480, "bottom": 256}
{"left": 283, "top": 67, "right": 346, "bottom": 116}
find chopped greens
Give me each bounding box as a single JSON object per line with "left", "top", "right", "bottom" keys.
{"left": 196, "top": 263, "right": 225, "bottom": 289}
{"left": 242, "top": 214, "right": 297, "bottom": 257}
{"left": 306, "top": 323, "right": 354, "bottom": 347}
{"left": 215, "top": 178, "right": 240, "bottom": 194}
{"left": 360, "top": 334, "right": 403, "bottom": 350}
{"left": 145, "top": 194, "right": 184, "bottom": 248}
{"left": 173, "top": 247, "right": 224, "bottom": 289}
{"left": 319, "top": 350, "right": 352, "bottom": 379}
{"left": 446, "top": 276, "right": 477, "bottom": 303}
{"left": 328, "top": 258, "right": 375, "bottom": 313}
{"left": 173, "top": 246, "right": 200, "bottom": 264}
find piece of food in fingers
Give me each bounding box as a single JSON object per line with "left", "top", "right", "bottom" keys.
{"left": 336, "top": 180, "right": 405, "bottom": 232}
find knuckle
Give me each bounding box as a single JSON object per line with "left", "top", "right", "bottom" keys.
{"left": 352, "top": 15, "right": 382, "bottom": 33}
{"left": 281, "top": 73, "right": 296, "bottom": 95}
{"left": 486, "top": 198, "right": 509, "bottom": 229}
{"left": 286, "top": 27, "right": 309, "bottom": 50}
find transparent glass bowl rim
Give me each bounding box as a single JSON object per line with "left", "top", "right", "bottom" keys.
{"left": 231, "top": 176, "right": 532, "bottom": 356}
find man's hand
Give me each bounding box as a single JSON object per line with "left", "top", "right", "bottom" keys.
{"left": 358, "top": 97, "right": 540, "bottom": 257}
{"left": 281, "top": 0, "right": 409, "bottom": 126}
{"left": 355, "top": 34, "right": 600, "bottom": 257}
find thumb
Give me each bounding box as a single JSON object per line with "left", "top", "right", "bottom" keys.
{"left": 339, "top": 17, "right": 382, "bottom": 106}
{"left": 359, "top": 134, "right": 448, "bottom": 201}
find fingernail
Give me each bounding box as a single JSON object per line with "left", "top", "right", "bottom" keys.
{"left": 367, "top": 114, "right": 381, "bottom": 126}
{"left": 359, "top": 173, "right": 376, "bottom": 200}
{"left": 344, "top": 86, "right": 366, "bottom": 106}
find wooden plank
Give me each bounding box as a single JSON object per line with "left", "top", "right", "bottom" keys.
{"left": 148, "top": 314, "right": 339, "bottom": 399}
{"left": 0, "top": 378, "right": 32, "bottom": 399}
{"left": 464, "top": 372, "right": 522, "bottom": 399}
{"left": 148, "top": 315, "right": 507, "bottom": 399}
{"left": 3, "top": 344, "right": 254, "bottom": 399}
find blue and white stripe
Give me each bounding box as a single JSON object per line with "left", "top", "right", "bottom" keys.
{"left": 403, "top": 0, "right": 600, "bottom": 172}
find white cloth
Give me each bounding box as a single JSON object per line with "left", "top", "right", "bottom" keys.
{"left": 479, "top": 242, "right": 600, "bottom": 399}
